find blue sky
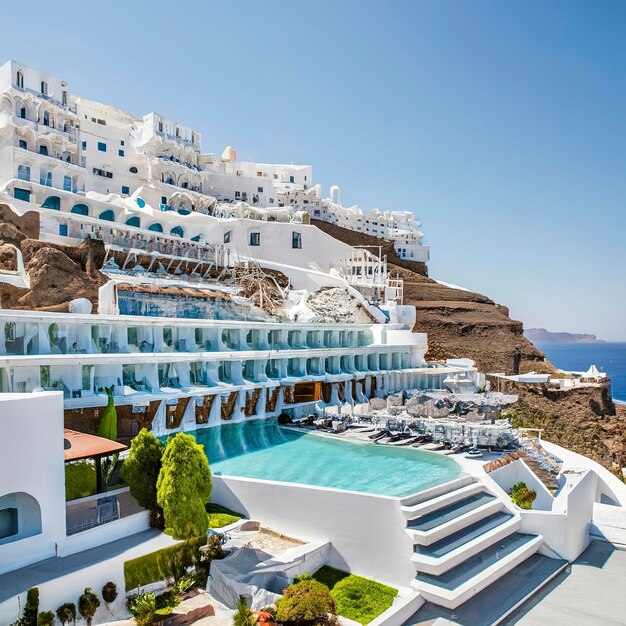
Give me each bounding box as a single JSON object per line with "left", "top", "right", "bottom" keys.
{"left": 1, "top": 1, "right": 625, "bottom": 339}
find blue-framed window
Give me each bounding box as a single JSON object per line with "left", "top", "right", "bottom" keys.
{"left": 121, "top": 185, "right": 130, "bottom": 195}
{"left": 249, "top": 232, "right": 260, "bottom": 246}
{"left": 18, "top": 139, "right": 27, "bottom": 150}
{"left": 63, "top": 176, "right": 72, "bottom": 192}
{"left": 161, "top": 196, "right": 167, "bottom": 204}
{"left": 292, "top": 232, "right": 302, "bottom": 249}
{"left": 14, "top": 188, "right": 30, "bottom": 202}
{"left": 120, "top": 140, "right": 125, "bottom": 146}
{"left": 82, "top": 141, "right": 87, "bottom": 150}
{"left": 97, "top": 142, "right": 106, "bottom": 152}
{"left": 118, "top": 149, "right": 124, "bottom": 157}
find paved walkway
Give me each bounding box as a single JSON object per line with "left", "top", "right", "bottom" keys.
{"left": 0, "top": 529, "right": 176, "bottom": 603}
{"left": 504, "top": 540, "right": 626, "bottom": 625}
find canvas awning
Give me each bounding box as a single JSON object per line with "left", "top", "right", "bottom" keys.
{"left": 64, "top": 429, "right": 127, "bottom": 462}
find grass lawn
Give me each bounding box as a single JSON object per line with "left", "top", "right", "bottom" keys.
{"left": 313, "top": 566, "right": 398, "bottom": 625}
{"left": 206, "top": 503, "right": 243, "bottom": 528}
{"left": 124, "top": 537, "right": 204, "bottom": 591}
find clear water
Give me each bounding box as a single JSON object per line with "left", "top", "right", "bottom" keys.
{"left": 536, "top": 342, "right": 626, "bottom": 401}
{"left": 181, "top": 419, "right": 461, "bottom": 497}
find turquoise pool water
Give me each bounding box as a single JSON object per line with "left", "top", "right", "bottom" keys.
{"left": 182, "top": 420, "right": 461, "bottom": 497}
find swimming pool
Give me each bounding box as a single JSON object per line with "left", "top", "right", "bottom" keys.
{"left": 183, "top": 420, "right": 461, "bottom": 498}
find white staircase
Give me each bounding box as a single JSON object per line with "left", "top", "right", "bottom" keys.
{"left": 401, "top": 476, "right": 544, "bottom": 610}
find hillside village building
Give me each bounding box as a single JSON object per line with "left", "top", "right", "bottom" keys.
{"left": 0, "top": 60, "right": 625, "bottom": 626}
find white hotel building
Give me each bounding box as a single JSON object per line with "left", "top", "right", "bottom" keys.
{"left": 2, "top": 60, "right": 626, "bottom": 625}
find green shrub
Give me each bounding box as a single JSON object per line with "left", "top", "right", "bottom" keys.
{"left": 120, "top": 429, "right": 164, "bottom": 511}
{"left": 24, "top": 587, "right": 39, "bottom": 626}
{"left": 56, "top": 603, "right": 76, "bottom": 626}
{"left": 329, "top": 575, "right": 397, "bottom": 625}
{"left": 233, "top": 596, "right": 256, "bottom": 626}
{"left": 157, "top": 432, "right": 212, "bottom": 540}
{"left": 276, "top": 579, "right": 336, "bottom": 626}
{"left": 65, "top": 462, "right": 96, "bottom": 501}
{"left": 509, "top": 481, "right": 537, "bottom": 510}
{"left": 130, "top": 592, "right": 156, "bottom": 626}
{"left": 311, "top": 566, "right": 349, "bottom": 590}
{"left": 37, "top": 612, "right": 54, "bottom": 626}
{"left": 123, "top": 537, "right": 205, "bottom": 591}
{"left": 78, "top": 588, "right": 100, "bottom": 626}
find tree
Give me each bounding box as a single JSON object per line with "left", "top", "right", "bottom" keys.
{"left": 24, "top": 587, "right": 39, "bottom": 626}
{"left": 120, "top": 428, "right": 164, "bottom": 511}
{"left": 233, "top": 596, "right": 256, "bottom": 626}
{"left": 56, "top": 603, "right": 76, "bottom": 626}
{"left": 78, "top": 588, "right": 100, "bottom": 626}
{"left": 97, "top": 386, "right": 117, "bottom": 440}
{"left": 276, "top": 579, "right": 337, "bottom": 626}
{"left": 37, "top": 612, "right": 54, "bottom": 626}
{"left": 157, "top": 432, "right": 212, "bottom": 540}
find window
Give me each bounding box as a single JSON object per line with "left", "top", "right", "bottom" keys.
{"left": 14, "top": 188, "right": 31, "bottom": 202}
{"left": 249, "top": 232, "right": 260, "bottom": 246}
{"left": 0, "top": 508, "right": 18, "bottom": 540}
{"left": 224, "top": 231, "right": 231, "bottom": 244}
{"left": 129, "top": 166, "right": 138, "bottom": 174}
{"left": 42, "top": 111, "right": 50, "bottom": 126}
{"left": 39, "top": 145, "right": 48, "bottom": 156}
{"left": 257, "top": 187, "right": 263, "bottom": 193}
{"left": 17, "top": 165, "right": 30, "bottom": 181}
{"left": 273, "top": 174, "right": 278, "bottom": 179}
{"left": 289, "top": 176, "right": 295, "bottom": 183}
{"left": 18, "top": 140, "right": 27, "bottom": 150}
{"left": 92, "top": 167, "right": 113, "bottom": 178}
{"left": 16, "top": 71, "right": 23, "bottom": 89}
{"left": 97, "top": 142, "right": 106, "bottom": 152}
{"left": 158, "top": 121, "right": 163, "bottom": 132}
{"left": 120, "top": 140, "right": 125, "bottom": 146}
{"left": 62, "top": 91, "right": 68, "bottom": 106}
{"left": 118, "top": 150, "right": 124, "bottom": 157}
{"left": 121, "top": 185, "right": 130, "bottom": 195}
{"left": 19, "top": 107, "right": 26, "bottom": 119}
{"left": 161, "top": 196, "right": 167, "bottom": 205}
{"left": 292, "top": 232, "right": 302, "bottom": 249}
{"left": 81, "top": 141, "right": 86, "bottom": 150}
{"left": 304, "top": 175, "right": 307, "bottom": 181}
{"left": 235, "top": 191, "right": 241, "bottom": 199}
{"left": 256, "top": 171, "right": 263, "bottom": 177}
{"left": 63, "top": 176, "right": 72, "bottom": 192}
{"left": 40, "top": 81, "right": 48, "bottom": 96}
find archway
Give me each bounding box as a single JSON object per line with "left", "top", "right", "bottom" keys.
{"left": 71, "top": 203, "right": 89, "bottom": 216}
{"left": 99, "top": 210, "right": 115, "bottom": 222}
{"left": 42, "top": 196, "right": 61, "bottom": 210}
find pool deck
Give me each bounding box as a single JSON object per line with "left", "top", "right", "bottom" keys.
{"left": 504, "top": 540, "right": 626, "bottom": 625}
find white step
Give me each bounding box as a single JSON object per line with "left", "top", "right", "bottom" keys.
{"left": 412, "top": 535, "right": 543, "bottom": 610}
{"left": 402, "top": 482, "right": 485, "bottom": 521}
{"left": 411, "top": 515, "right": 521, "bottom": 575}
{"left": 400, "top": 475, "right": 476, "bottom": 508}
{"left": 407, "top": 499, "right": 504, "bottom": 546}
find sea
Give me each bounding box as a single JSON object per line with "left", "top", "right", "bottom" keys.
{"left": 535, "top": 342, "right": 626, "bottom": 403}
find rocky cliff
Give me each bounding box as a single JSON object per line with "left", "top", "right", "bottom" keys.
{"left": 0, "top": 204, "right": 108, "bottom": 311}
{"left": 312, "top": 219, "right": 553, "bottom": 374}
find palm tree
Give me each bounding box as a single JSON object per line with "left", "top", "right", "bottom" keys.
{"left": 78, "top": 589, "right": 100, "bottom": 626}
{"left": 233, "top": 596, "right": 256, "bottom": 626}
